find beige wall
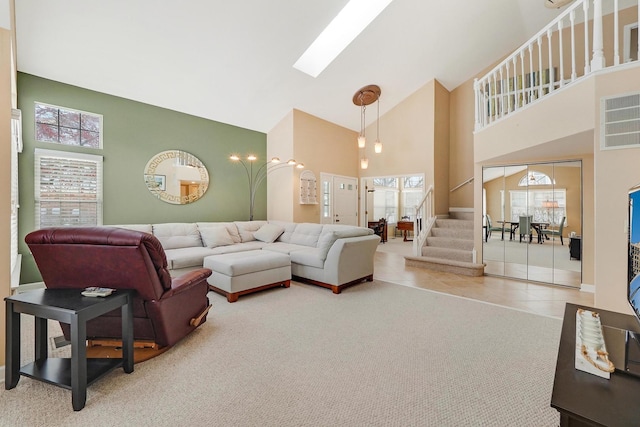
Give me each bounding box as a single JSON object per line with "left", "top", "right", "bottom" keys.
{"left": 594, "top": 66, "right": 640, "bottom": 314}
{"left": 449, "top": 79, "right": 475, "bottom": 208}
{"left": 360, "top": 80, "right": 445, "bottom": 211}
{"left": 267, "top": 110, "right": 295, "bottom": 221}
{"left": 267, "top": 109, "right": 359, "bottom": 223}
{"left": 434, "top": 80, "right": 450, "bottom": 215}
{"left": 0, "top": 3, "right": 15, "bottom": 370}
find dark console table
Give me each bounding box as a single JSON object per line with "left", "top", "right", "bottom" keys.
{"left": 570, "top": 236, "right": 581, "bottom": 260}
{"left": 5, "top": 288, "right": 135, "bottom": 411}
{"left": 551, "top": 303, "right": 640, "bottom": 426}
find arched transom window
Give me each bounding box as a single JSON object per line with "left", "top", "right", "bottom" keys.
{"left": 518, "top": 171, "right": 554, "bottom": 186}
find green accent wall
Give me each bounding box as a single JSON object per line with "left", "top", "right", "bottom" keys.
{"left": 18, "top": 73, "right": 266, "bottom": 284}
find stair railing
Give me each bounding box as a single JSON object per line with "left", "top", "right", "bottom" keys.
{"left": 475, "top": 0, "right": 639, "bottom": 131}
{"left": 450, "top": 176, "right": 473, "bottom": 193}
{"left": 413, "top": 185, "right": 435, "bottom": 256}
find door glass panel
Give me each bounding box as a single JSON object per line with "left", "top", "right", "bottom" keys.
{"left": 482, "top": 161, "right": 582, "bottom": 288}
{"left": 482, "top": 166, "right": 506, "bottom": 276}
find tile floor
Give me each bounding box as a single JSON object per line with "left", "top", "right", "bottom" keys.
{"left": 374, "top": 238, "right": 594, "bottom": 318}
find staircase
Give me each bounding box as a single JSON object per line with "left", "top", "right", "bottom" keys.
{"left": 405, "top": 211, "right": 484, "bottom": 277}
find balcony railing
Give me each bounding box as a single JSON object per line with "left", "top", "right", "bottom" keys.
{"left": 475, "top": 0, "right": 640, "bottom": 130}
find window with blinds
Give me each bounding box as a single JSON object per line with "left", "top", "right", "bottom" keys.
{"left": 11, "top": 109, "right": 22, "bottom": 276}
{"left": 34, "top": 148, "right": 103, "bottom": 228}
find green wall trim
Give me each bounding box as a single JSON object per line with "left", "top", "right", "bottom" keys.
{"left": 18, "top": 73, "right": 267, "bottom": 283}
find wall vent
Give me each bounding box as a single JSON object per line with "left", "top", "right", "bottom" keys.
{"left": 602, "top": 93, "right": 640, "bottom": 149}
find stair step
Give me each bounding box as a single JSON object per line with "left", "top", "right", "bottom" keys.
{"left": 405, "top": 256, "right": 484, "bottom": 277}
{"left": 448, "top": 211, "right": 474, "bottom": 221}
{"left": 431, "top": 228, "right": 474, "bottom": 239}
{"left": 425, "top": 236, "right": 474, "bottom": 251}
{"left": 435, "top": 218, "right": 473, "bottom": 229}
{"left": 421, "top": 246, "right": 473, "bottom": 263}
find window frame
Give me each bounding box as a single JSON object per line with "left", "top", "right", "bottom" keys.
{"left": 34, "top": 101, "right": 104, "bottom": 149}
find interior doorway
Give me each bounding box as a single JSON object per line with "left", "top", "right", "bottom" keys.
{"left": 320, "top": 173, "right": 358, "bottom": 225}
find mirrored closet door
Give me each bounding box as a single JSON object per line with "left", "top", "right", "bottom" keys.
{"left": 482, "top": 161, "right": 582, "bottom": 287}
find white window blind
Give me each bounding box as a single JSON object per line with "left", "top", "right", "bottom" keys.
{"left": 34, "top": 148, "right": 103, "bottom": 228}
{"left": 10, "top": 109, "right": 22, "bottom": 274}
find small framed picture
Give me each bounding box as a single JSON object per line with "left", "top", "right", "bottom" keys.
{"left": 145, "top": 174, "right": 166, "bottom": 191}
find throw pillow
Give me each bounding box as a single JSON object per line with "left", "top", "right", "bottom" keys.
{"left": 200, "top": 226, "right": 234, "bottom": 248}
{"left": 254, "top": 223, "right": 285, "bottom": 243}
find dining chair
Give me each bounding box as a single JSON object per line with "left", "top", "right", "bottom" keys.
{"left": 519, "top": 215, "right": 533, "bottom": 243}
{"left": 541, "top": 216, "right": 566, "bottom": 245}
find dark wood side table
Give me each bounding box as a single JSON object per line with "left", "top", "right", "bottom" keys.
{"left": 5, "top": 288, "right": 135, "bottom": 411}
{"left": 551, "top": 303, "right": 640, "bottom": 426}
{"left": 396, "top": 220, "right": 414, "bottom": 242}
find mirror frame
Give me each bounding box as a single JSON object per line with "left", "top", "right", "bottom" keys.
{"left": 144, "top": 150, "right": 209, "bottom": 204}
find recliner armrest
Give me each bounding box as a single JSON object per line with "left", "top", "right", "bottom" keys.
{"left": 166, "top": 268, "right": 212, "bottom": 297}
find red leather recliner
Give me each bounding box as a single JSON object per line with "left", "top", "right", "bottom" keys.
{"left": 25, "top": 226, "right": 212, "bottom": 348}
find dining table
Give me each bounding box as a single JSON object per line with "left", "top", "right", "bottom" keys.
{"left": 497, "top": 220, "right": 550, "bottom": 243}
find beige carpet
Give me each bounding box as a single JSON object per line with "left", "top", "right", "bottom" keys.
{"left": 0, "top": 280, "right": 562, "bottom": 426}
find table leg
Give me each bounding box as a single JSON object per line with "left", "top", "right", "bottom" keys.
{"left": 5, "top": 301, "right": 20, "bottom": 389}
{"left": 34, "top": 316, "right": 48, "bottom": 361}
{"left": 70, "top": 315, "right": 87, "bottom": 411}
{"left": 121, "top": 295, "right": 134, "bottom": 374}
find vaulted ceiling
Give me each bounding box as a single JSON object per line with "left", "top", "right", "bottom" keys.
{"left": 15, "top": 1, "right": 565, "bottom": 134}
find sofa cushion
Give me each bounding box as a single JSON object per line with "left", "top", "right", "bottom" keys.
{"left": 206, "top": 241, "right": 267, "bottom": 254}
{"left": 111, "top": 224, "right": 153, "bottom": 234}
{"left": 321, "top": 224, "right": 374, "bottom": 237}
{"left": 290, "top": 248, "right": 325, "bottom": 269}
{"left": 262, "top": 242, "right": 311, "bottom": 255}
{"left": 153, "top": 223, "right": 202, "bottom": 249}
{"left": 164, "top": 247, "right": 215, "bottom": 270}
{"left": 254, "top": 223, "right": 285, "bottom": 243}
{"left": 289, "top": 223, "right": 324, "bottom": 247}
{"left": 234, "top": 221, "right": 268, "bottom": 242}
{"left": 267, "top": 221, "right": 298, "bottom": 243}
{"left": 199, "top": 226, "right": 234, "bottom": 248}
{"left": 197, "top": 222, "right": 241, "bottom": 244}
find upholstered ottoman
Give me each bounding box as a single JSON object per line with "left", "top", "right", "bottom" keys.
{"left": 204, "top": 250, "right": 291, "bottom": 302}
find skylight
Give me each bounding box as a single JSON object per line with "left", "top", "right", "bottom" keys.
{"left": 293, "top": 0, "right": 394, "bottom": 78}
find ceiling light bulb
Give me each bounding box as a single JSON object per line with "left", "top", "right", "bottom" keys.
{"left": 360, "top": 157, "right": 369, "bottom": 169}
{"left": 247, "top": 155, "right": 257, "bottom": 161}
{"left": 296, "top": 163, "right": 305, "bottom": 169}
{"left": 287, "top": 159, "right": 297, "bottom": 165}
{"left": 271, "top": 157, "right": 281, "bottom": 163}
{"left": 358, "top": 135, "right": 366, "bottom": 148}
{"left": 374, "top": 140, "right": 382, "bottom": 153}
{"left": 230, "top": 155, "right": 240, "bottom": 161}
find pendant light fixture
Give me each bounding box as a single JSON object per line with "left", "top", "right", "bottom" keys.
{"left": 353, "top": 84, "right": 381, "bottom": 169}
{"left": 374, "top": 95, "right": 382, "bottom": 153}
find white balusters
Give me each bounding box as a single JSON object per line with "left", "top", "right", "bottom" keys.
{"left": 548, "top": 29, "right": 554, "bottom": 92}
{"left": 583, "top": 0, "right": 590, "bottom": 74}
{"left": 613, "top": 0, "right": 620, "bottom": 66}
{"left": 591, "top": 0, "right": 605, "bottom": 70}
{"left": 473, "top": 0, "right": 629, "bottom": 130}
{"left": 570, "top": 9, "right": 577, "bottom": 81}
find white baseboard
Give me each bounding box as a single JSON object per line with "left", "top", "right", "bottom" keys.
{"left": 580, "top": 283, "right": 595, "bottom": 293}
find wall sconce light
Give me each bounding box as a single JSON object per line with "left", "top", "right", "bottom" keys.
{"left": 230, "top": 154, "right": 304, "bottom": 220}
{"left": 353, "top": 84, "right": 381, "bottom": 169}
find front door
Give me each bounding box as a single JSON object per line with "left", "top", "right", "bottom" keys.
{"left": 333, "top": 176, "right": 358, "bottom": 225}
{"left": 320, "top": 173, "right": 358, "bottom": 225}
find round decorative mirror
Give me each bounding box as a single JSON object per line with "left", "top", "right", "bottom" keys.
{"left": 144, "top": 150, "right": 209, "bottom": 204}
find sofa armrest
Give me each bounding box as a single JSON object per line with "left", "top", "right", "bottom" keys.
{"left": 322, "top": 235, "right": 380, "bottom": 285}
{"left": 165, "top": 268, "right": 212, "bottom": 297}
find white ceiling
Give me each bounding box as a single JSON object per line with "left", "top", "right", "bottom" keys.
{"left": 14, "top": 0, "right": 566, "bottom": 134}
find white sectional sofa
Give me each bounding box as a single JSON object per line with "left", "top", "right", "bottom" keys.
{"left": 113, "top": 220, "right": 380, "bottom": 295}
